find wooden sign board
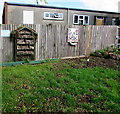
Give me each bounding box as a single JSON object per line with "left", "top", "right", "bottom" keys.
{"left": 68, "top": 28, "right": 79, "bottom": 43}
{"left": 1, "top": 30, "right": 10, "bottom": 37}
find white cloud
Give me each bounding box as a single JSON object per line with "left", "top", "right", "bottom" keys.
{"left": 80, "top": 0, "right": 119, "bottom": 12}
{"left": 48, "top": 0, "right": 120, "bottom": 12}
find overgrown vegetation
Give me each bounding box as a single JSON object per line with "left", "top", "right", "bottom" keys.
{"left": 2, "top": 57, "right": 120, "bottom": 112}
{"left": 90, "top": 45, "right": 120, "bottom": 60}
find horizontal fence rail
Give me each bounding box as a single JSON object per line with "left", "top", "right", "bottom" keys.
{"left": 0, "top": 24, "right": 118, "bottom": 62}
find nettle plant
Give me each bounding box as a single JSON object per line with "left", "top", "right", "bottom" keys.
{"left": 106, "top": 44, "right": 120, "bottom": 54}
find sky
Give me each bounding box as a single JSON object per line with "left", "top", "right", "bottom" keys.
{"left": 0, "top": 0, "right": 120, "bottom": 24}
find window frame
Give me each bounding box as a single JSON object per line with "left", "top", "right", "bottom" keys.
{"left": 73, "top": 14, "right": 89, "bottom": 25}
{"left": 95, "top": 16, "right": 107, "bottom": 25}
{"left": 44, "top": 12, "right": 63, "bottom": 20}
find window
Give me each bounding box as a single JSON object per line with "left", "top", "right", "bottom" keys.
{"left": 94, "top": 16, "right": 107, "bottom": 25}
{"left": 45, "top": 13, "right": 49, "bottom": 17}
{"left": 44, "top": 12, "right": 63, "bottom": 20}
{"left": 23, "top": 11, "right": 34, "bottom": 24}
{"left": 84, "top": 16, "right": 89, "bottom": 25}
{"left": 74, "top": 15, "right": 79, "bottom": 24}
{"left": 73, "top": 14, "right": 89, "bottom": 25}
{"left": 112, "top": 17, "right": 119, "bottom": 25}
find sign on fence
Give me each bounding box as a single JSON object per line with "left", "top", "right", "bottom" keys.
{"left": 1, "top": 30, "right": 10, "bottom": 37}
{"left": 68, "top": 28, "right": 79, "bottom": 42}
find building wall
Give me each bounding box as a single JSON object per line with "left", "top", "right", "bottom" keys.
{"left": 7, "top": 5, "right": 68, "bottom": 24}
{"left": 5, "top": 4, "right": 120, "bottom": 25}
{"left": 68, "top": 10, "right": 120, "bottom": 25}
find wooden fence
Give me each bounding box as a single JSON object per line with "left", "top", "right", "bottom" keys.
{"left": 0, "top": 24, "right": 118, "bottom": 62}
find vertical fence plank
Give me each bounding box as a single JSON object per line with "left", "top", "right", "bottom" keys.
{"left": 85, "top": 25, "right": 92, "bottom": 56}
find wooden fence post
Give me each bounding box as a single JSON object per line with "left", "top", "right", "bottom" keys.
{"left": 85, "top": 25, "right": 92, "bottom": 57}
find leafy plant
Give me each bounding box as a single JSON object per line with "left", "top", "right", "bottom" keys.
{"left": 90, "top": 45, "right": 120, "bottom": 59}
{"left": 24, "top": 58, "right": 30, "bottom": 63}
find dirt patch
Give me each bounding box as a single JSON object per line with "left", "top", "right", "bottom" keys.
{"left": 78, "top": 95, "right": 93, "bottom": 103}
{"left": 53, "top": 56, "right": 120, "bottom": 71}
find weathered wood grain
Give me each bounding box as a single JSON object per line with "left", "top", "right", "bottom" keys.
{"left": 1, "top": 24, "right": 118, "bottom": 62}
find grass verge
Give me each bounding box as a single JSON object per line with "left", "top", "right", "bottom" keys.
{"left": 2, "top": 59, "right": 120, "bottom": 112}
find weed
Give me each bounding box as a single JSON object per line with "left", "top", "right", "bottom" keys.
{"left": 24, "top": 59, "right": 30, "bottom": 63}
{"left": 90, "top": 45, "right": 120, "bottom": 60}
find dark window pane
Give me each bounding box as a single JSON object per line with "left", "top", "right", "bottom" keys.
{"left": 45, "top": 13, "right": 49, "bottom": 17}
{"left": 104, "top": 17, "right": 107, "bottom": 25}
{"left": 114, "top": 17, "right": 120, "bottom": 25}
{"left": 74, "top": 15, "right": 78, "bottom": 24}
{"left": 50, "top": 13, "right": 54, "bottom": 18}
{"left": 80, "top": 16, "right": 83, "bottom": 19}
{"left": 85, "top": 16, "right": 88, "bottom": 24}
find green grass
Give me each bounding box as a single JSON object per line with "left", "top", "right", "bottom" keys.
{"left": 2, "top": 61, "right": 120, "bottom": 112}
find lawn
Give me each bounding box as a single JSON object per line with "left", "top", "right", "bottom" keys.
{"left": 2, "top": 57, "right": 120, "bottom": 112}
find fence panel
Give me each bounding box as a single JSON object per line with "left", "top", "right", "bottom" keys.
{"left": 0, "top": 24, "right": 118, "bottom": 62}
{"left": 90, "top": 25, "right": 117, "bottom": 52}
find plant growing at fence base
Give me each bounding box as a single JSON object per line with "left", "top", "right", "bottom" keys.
{"left": 90, "top": 45, "right": 120, "bottom": 60}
